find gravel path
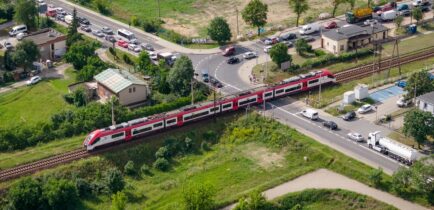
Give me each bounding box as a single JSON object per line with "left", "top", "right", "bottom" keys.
{"left": 222, "top": 168, "right": 428, "bottom": 210}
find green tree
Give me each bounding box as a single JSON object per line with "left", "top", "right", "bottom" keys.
{"left": 295, "top": 38, "right": 312, "bottom": 55}
{"left": 64, "top": 40, "right": 97, "bottom": 69}
{"left": 331, "top": 0, "right": 345, "bottom": 17}
{"left": 7, "top": 178, "right": 44, "bottom": 210}
{"left": 346, "top": 0, "right": 355, "bottom": 10}
{"left": 392, "top": 167, "right": 413, "bottom": 194}
{"left": 153, "top": 157, "right": 170, "bottom": 171}
{"left": 66, "top": 8, "right": 83, "bottom": 47}
{"left": 167, "top": 55, "right": 194, "bottom": 96}
{"left": 14, "top": 0, "right": 38, "bottom": 29}
{"left": 182, "top": 183, "right": 215, "bottom": 210}
{"left": 368, "top": 168, "right": 383, "bottom": 187}
{"left": 140, "top": 163, "right": 151, "bottom": 176}
{"left": 288, "top": 0, "right": 309, "bottom": 27}
{"left": 110, "top": 191, "right": 127, "bottom": 210}
{"left": 105, "top": 168, "right": 125, "bottom": 193}
{"left": 412, "top": 7, "right": 423, "bottom": 25}
{"left": 207, "top": 17, "right": 232, "bottom": 45}
{"left": 234, "top": 190, "right": 271, "bottom": 210}
{"left": 12, "top": 40, "right": 40, "bottom": 72}
{"left": 404, "top": 71, "right": 434, "bottom": 98}
{"left": 72, "top": 88, "right": 88, "bottom": 107}
{"left": 137, "top": 51, "right": 153, "bottom": 75}
{"left": 42, "top": 178, "right": 79, "bottom": 210}
{"left": 394, "top": 15, "right": 404, "bottom": 30}
{"left": 4, "top": 50, "right": 16, "bottom": 71}
{"left": 124, "top": 160, "right": 135, "bottom": 175}
{"left": 269, "top": 43, "right": 292, "bottom": 68}
{"left": 241, "top": 0, "right": 268, "bottom": 35}
{"left": 403, "top": 110, "right": 434, "bottom": 148}
{"left": 155, "top": 146, "right": 170, "bottom": 159}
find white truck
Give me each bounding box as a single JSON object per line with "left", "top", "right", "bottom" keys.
{"left": 368, "top": 131, "right": 417, "bottom": 165}
{"left": 299, "top": 23, "right": 320, "bottom": 35}
{"left": 380, "top": 10, "right": 397, "bottom": 21}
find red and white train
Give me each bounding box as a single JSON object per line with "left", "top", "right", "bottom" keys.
{"left": 84, "top": 69, "right": 336, "bottom": 150}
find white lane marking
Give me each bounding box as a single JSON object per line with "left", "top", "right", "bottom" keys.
{"left": 269, "top": 103, "right": 407, "bottom": 168}
{"left": 214, "top": 60, "right": 242, "bottom": 91}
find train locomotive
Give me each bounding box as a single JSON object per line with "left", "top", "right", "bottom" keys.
{"left": 84, "top": 69, "right": 336, "bottom": 150}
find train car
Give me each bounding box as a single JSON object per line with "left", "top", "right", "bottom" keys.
{"left": 84, "top": 69, "right": 335, "bottom": 151}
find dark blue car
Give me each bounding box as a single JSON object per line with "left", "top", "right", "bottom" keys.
{"left": 395, "top": 80, "right": 407, "bottom": 88}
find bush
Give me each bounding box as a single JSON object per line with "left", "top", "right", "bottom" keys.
{"left": 75, "top": 178, "right": 92, "bottom": 197}
{"left": 155, "top": 146, "right": 170, "bottom": 159}
{"left": 140, "top": 163, "right": 151, "bottom": 176}
{"left": 105, "top": 168, "right": 125, "bottom": 193}
{"left": 200, "top": 141, "right": 210, "bottom": 151}
{"left": 109, "top": 47, "right": 117, "bottom": 57}
{"left": 123, "top": 160, "right": 135, "bottom": 175}
{"left": 130, "top": 15, "right": 140, "bottom": 26}
{"left": 94, "top": 0, "right": 111, "bottom": 15}
{"left": 158, "top": 29, "right": 191, "bottom": 44}
{"left": 153, "top": 157, "right": 170, "bottom": 171}
{"left": 143, "top": 19, "right": 162, "bottom": 33}
{"left": 122, "top": 54, "right": 134, "bottom": 65}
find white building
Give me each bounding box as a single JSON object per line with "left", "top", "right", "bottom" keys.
{"left": 417, "top": 92, "right": 434, "bottom": 115}
{"left": 23, "top": 28, "right": 66, "bottom": 60}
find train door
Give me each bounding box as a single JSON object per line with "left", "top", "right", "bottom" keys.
{"left": 125, "top": 129, "right": 132, "bottom": 141}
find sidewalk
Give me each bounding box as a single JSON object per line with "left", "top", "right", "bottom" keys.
{"left": 222, "top": 169, "right": 428, "bottom": 210}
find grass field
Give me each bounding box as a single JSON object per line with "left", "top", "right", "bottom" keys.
{"left": 0, "top": 69, "right": 76, "bottom": 128}
{"left": 6, "top": 113, "right": 422, "bottom": 209}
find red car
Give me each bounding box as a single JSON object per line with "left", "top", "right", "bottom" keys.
{"left": 46, "top": 9, "right": 57, "bottom": 17}
{"left": 222, "top": 46, "right": 235, "bottom": 56}
{"left": 377, "top": 4, "right": 394, "bottom": 14}
{"left": 117, "top": 40, "right": 128, "bottom": 48}
{"left": 324, "top": 21, "right": 337, "bottom": 29}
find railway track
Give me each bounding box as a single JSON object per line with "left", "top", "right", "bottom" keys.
{"left": 0, "top": 149, "right": 90, "bottom": 181}
{"left": 336, "top": 47, "right": 434, "bottom": 83}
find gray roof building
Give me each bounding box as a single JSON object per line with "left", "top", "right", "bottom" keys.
{"left": 417, "top": 91, "right": 434, "bottom": 115}
{"left": 94, "top": 68, "right": 146, "bottom": 94}
{"left": 417, "top": 92, "right": 434, "bottom": 105}
{"left": 322, "top": 24, "right": 389, "bottom": 41}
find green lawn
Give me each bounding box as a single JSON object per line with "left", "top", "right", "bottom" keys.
{"left": 10, "top": 113, "right": 426, "bottom": 209}
{"left": 0, "top": 68, "right": 75, "bottom": 128}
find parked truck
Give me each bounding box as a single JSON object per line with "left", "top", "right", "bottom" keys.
{"left": 368, "top": 131, "right": 417, "bottom": 165}
{"left": 346, "top": 7, "right": 373, "bottom": 24}
{"left": 157, "top": 52, "right": 177, "bottom": 66}
{"left": 380, "top": 10, "right": 398, "bottom": 21}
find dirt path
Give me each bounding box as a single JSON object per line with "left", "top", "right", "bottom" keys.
{"left": 222, "top": 168, "right": 428, "bottom": 210}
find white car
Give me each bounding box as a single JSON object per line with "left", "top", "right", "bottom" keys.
{"left": 26, "top": 76, "right": 41, "bottom": 85}
{"left": 396, "top": 97, "right": 412, "bottom": 107}
{"left": 243, "top": 51, "right": 257, "bottom": 59}
{"left": 148, "top": 51, "right": 158, "bottom": 60}
{"left": 347, "top": 132, "right": 364, "bottom": 142}
{"left": 16, "top": 32, "right": 27, "bottom": 40}
{"left": 364, "top": 19, "right": 378, "bottom": 26}
{"left": 129, "top": 38, "right": 140, "bottom": 45}
{"left": 357, "top": 104, "right": 373, "bottom": 114}
{"left": 128, "top": 44, "right": 137, "bottom": 51}
{"left": 264, "top": 46, "right": 272, "bottom": 53}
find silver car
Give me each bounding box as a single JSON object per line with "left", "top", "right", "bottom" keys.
{"left": 347, "top": 132, "right": 364, "bottom": 142}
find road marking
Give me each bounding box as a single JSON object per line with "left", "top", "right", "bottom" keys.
{"left": 214, "top": 60, "right": 242, "bottom": 92}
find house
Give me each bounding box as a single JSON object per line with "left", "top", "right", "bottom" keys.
{"left": 417, "top": 91, "right": 434, "bottom": 115}
{"left": 23, "top": 28, "right": 66, "bottom": 60}
{"left": 321, "top": 24, "right": 389, "bottom": 55}
{"left": 94, "top": 68, "right": 149, "bottom": 106}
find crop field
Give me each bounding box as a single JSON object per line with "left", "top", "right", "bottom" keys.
{"left": 0, "top": 68, "right": 75, "bottom": 129}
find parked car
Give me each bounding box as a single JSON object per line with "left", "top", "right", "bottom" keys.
{"left": 80, "top": 25, "right": 92, "bottom": 32}
{"left": 26, "top": 76, "right": 41, "bottom": 85}
{"left": 117, "top": 40, "right": 128, "bottom": 48}
{"left": 227, "top": 57, "right": 240, "bottom": 64}
{"left": 364, "top": 19, "right": 378, "bottom": 26}
{"left": 301, "top": 108, "right": 319, "bottom": 120}
{"left": 243, "top": 51, "right": 257, "bottom": 59}
{"left": 264, "top": 46, "right": 272, "bottom": 53}
{"left": 299, "top": 23, "right": 320, "bottom": 35}
{"left": 397, "top": 97, "right": 412, "bottom": 107}
{"left": 92, "top": 30, "right": 105, "bottom": 37}
{"left": 324, "top": 21, "right": 337, "bottom": 29}
{"left": 347, "top": 132, "right": 364, "bottom": 142}
{"left": 56, "top": 14, "right": 65, "bottom": 21}
{"left": 56, "top": 7, "right": 66, "bottom": 15}
{"left": 128, "top": 44, "right": 141, "bottom": 52}
{"left": 398, "top": 9, "right": 411, "bottom": 16}
{"left": 101, "top": 26, "right": 113, "bottom": 34}
{"left": 209, "top": 76, "right": 223, "bottom": 88}
{"left": 129, "top": 38, "right": 140, "bottom": 45}
{"left": 105, "top": 35, "right": 116, "bottom": 43}
{"left": 395, "top": 80, "right": 407, "bottom": 88}
{"left": 323, "top": 121, "right": 338, "bottom": 130}
{"left": 300, "top": 36, "right": 315, "bottom": 42}
{"left": 16, "top": 32, "right": 27, "bottom": 40}
{"left": 342, "top": 111, "right": 356, "bottom": 121}
{"left": 281, "top": 40, "right": 293, "bottom": 48}
{"left": 357, "top": 104, "right": 374, "bottom": 114}
{"left": 141, "top": 43, "right": 154, "bottom": 51}
{"left": 78, "top": 17, "right": 90, "bottom": 25}
{"left": 201, "top": 69, "right": 209, "bottom": 83}
{"left": 279, "top": 33, "right": 297, "bottom": 41}
{"left": 4, "top": 41, "right": 13, "bottom": 50}
{"left": 148, "top": 51, "right": 158, "bottom": 60}
{"left": 222, "top": 46, "right": 235, "bottom": 56}
{"left": 263, "top": 38, "right": 273, "bottom": 45}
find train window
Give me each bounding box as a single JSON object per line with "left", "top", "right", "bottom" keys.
{"left": 133, "top": 127, "right": 152, "bottom": 135}
{"left": 222, "top": 103, "right": 232, "bottom": 109}
{"left": 112, "top": 132, "right": 124, "bottom": 138}
{"left": 239, "top": 98, "right": 257, "bottom": 106}
{"left": 210, "top": 107, "right": 219, "bottom": 112}
{"left": 91, "top": 138, "right": 101, "bottom": 145}
{"left": 264, "top": 92, "right": 272, "bottom": 97}
{"left": 153, "top": 122, "right": 163, "bottom": 128}
{"left": 275, "top": 89, "right": 284, "bottom": 94}
{"left": 285, "top": 85, "right": 301, "bottom": 93}
{"left": 166, "top": 119, "right": 176, "bottom": 124}
{"left": 184, "top": 111, "right": 209, "bottom": 121}
{"left": 328, "top": 75, "right": 335, "bottom": 78}
{"left": 308, "top": 79, "right": 319, "bottom": 84}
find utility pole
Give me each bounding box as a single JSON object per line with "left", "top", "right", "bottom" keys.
{"left": 111, "top": 97, "right": 115, "bottom": 126}
{"left": 213, "top": 88, "right": 217, "bottom": 122}
{"left": 235, "top": 7, "right": 239, "bottom": 37}
{"left": 371, "top": 23, "right": 376, "bottom": 87}
{"left": 191, "top": 79, "right": 195, "bottom": 105}
{"left": 156, "top": 0, "right": 161, "bottom": 19}
{"left": 318, "top": 75, "right": 322, "bottom": 105}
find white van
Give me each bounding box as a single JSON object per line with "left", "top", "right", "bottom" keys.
{"left": 299, "top": 23, "right": 319, "bottom": 35}
{"left": 9, "top": 25, "right": 27, "bottom": 37}
{"left": 64, "top": 15, "right": 74, "bottom": 25}
{"left": 301, "top": 108, "right": 319, "bottom": 120}
{"left": 381, "top": 10, "right": 397, "bottom": 21}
